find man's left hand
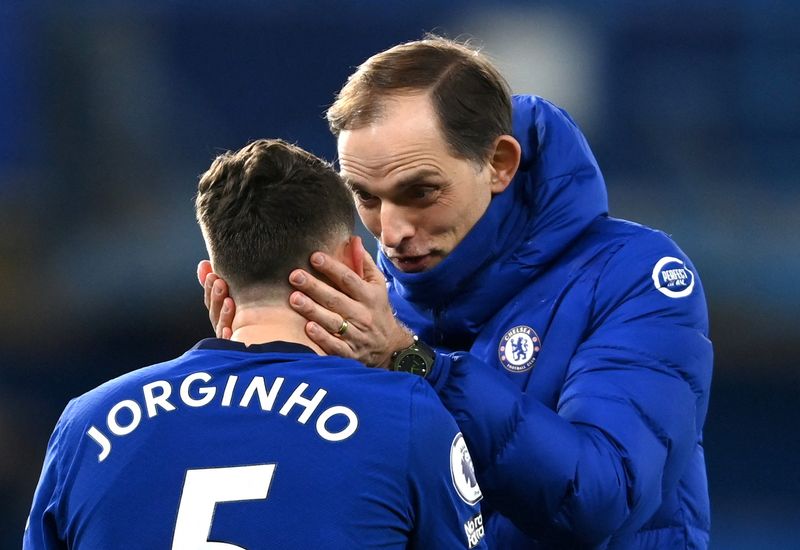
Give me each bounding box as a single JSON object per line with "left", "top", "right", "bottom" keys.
{"left": 288, "top": 238, "right": 413, "bottom": 368}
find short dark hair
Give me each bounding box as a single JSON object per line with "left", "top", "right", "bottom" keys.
{"left": 195, "top": 139, "right": 355, "bottom": 296}
{"left": 327, "top": 35, "right": 512, "bottom": 164}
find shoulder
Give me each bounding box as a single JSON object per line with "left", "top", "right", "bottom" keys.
{"left": 62, "top": 355, "right": 188, "bottom": 433}
{"left": 408, "top": 377, "right": 456, "bottom": 420}
{"left": 300, "top": 358, "right": 450, "bottom": 432}
{"left": 556, "top": 216, "right": 703, "bottom": 295}
{"left": 595, "top": 218, "right": 704, "bottom": 295}
{"left": 355, "top": 369, "right": 456, "bottom": 435}
{"left": 407, "top": 378, "right": 462, "bottom": 454}
{"left": 578, "top": 216, "right": 682, "bottom": 256}
{"left": 586, "top": 217, "right": 710, "bottom": 332}
{"left": 320, "top": 356, "right": 431, "bottom": 396}
{"left": 336, "top": 370, "right": 457, "bottom": 442}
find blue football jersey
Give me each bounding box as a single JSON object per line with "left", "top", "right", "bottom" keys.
{"left": 24, "top": 340, "right": 486, "bottom": 549}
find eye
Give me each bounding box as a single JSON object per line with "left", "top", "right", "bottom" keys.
{"left": 407, "top": 186, "right": 438, "bottom": 203}
{"left": 353, "top": 188, "right": 379, "bottom": 207}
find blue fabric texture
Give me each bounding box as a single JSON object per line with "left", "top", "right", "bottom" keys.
{"left": 380, "top": 96, "right": 713, "bottom": 549}
{"left": 24, "top": 340, "right": 486, "bottom": 549}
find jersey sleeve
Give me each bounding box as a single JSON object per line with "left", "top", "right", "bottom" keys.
{"left": 406, "top": 379, "right": 487, "bottom": 550}
{"left": 23, "top": 403, "right": 72, "bottom": 550}
{"left": 428, "top": 232, "right": 713, "bottom": 545}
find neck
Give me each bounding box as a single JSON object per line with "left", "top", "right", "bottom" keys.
{"left": 229, "top": 302, "right": 324, "bottom": 355}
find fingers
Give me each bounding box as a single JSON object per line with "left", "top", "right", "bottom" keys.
{"left": 289, "top": 248, "right": 401, "bottom": 367}
{"left": 201, "top": 266, "right": 235, "bottom": 339}
{"left": 208, "top": 278, "right": 229, "bottom": 337}
{"left": 216, "top": 297, "right": 235, "bottom": 339}
{"left": 203, "top": 272, "right": 220, "bottom": 310}
{"left": 289, "top": 267, "right": 362, "bottom": 317}
{"left": 307, "top": 252, "right": 370, "bottom": 301}
{"left": 289, "top": 290, "right": 354, "bottom": 336}
{"left": 305, "top": 321, "right": 357, "bottom": 359}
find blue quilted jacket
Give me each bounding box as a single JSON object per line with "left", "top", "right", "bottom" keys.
{"left": 378, "top": 96, "right": 713, "bottom": 548}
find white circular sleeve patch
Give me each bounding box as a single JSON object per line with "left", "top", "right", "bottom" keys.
{"left": 450, "top": 433, "right": 482, "bottom": 505}
{"left": 652, "top": 256, "right": 695, "bottom": 298}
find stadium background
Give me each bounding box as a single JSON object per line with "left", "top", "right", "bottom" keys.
{"left": 1, "top": 1, "right": 797, "bottom": 547}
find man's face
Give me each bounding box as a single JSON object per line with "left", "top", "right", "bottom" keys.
{"left": 337, "top": 93, "right": 494, "bottom": 273}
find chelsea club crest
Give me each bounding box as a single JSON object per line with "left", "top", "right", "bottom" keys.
{"left": 498, "top": 325, "right": 540, "bottom": 373}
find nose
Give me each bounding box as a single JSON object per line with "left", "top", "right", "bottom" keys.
{"left": 379, "top": 203, "right": 415, "bottom": 250}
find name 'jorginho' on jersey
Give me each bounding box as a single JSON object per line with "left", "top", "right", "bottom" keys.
{"left": 24, "top": 339, "right": 486, "bottom": 549}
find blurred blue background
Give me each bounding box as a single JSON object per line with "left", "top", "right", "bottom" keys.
{"left": 1, "top": 1, "right": 798, "bottom": 547}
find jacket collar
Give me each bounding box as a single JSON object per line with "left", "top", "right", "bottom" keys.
{"left": 378, "top": 96, "right": 609, "bottom": 343}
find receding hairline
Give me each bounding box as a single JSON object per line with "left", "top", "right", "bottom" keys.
{"left": 328, "top": 44, "right": 469, "bottom": 133}
{"left": 334, "top": 89, "right": 449, "bottom": 141}
{"left": 326, "top": 36, "right": 512, "bottom": 163}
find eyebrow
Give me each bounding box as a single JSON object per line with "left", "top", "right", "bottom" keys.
{"left": 393, "top": 169, "right": 444, "bottom": 191}
{"left": 343, "top": 169, "right": 444, "bottom": 193}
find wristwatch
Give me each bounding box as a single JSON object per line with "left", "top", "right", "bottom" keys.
{"left": 389, "top": 335, "right": 435, "bottom": 378}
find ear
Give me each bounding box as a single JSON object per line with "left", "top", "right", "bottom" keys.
{"left": 487, "top": 135, "right": 522, "bottom": 195}
{"left": 328, "top": 235, "right": 364, "bottom": 279}
{"left": 197, "top": 259, "right": 214, "bottom": 286}
{"left": 343, "top": 236, "right": 365, "bottom": 279}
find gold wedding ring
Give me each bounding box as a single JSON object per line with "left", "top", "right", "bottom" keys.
{"left": 336, "top": 319, "right": 349, "bottom": 336}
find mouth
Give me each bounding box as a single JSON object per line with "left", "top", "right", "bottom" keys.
{"left": 390, "top": 253, "right": 434, "bottom": 273}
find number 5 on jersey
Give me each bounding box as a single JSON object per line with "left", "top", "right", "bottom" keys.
{"left": 172, "top": 464, "right": 277, "bottom": 550}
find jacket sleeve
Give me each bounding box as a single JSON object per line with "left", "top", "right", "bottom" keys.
{"left": 427, "top": 231, "right": 713, "bottom": 545}
{"left": 407, "top": 378, "right": 488, "bottom": 549}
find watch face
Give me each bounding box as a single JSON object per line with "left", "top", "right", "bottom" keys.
{"left": 400, "top": 354, "right": 426, "bottom": 373}
{"left": 392, "top": 339, "right": 434, "bottom": 377}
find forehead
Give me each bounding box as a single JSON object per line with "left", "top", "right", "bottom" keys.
{"left": 337, "top": 94, "right": 456, "bottom": 181}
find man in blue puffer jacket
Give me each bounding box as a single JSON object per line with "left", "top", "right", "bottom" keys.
{"left": 204, "top": 36, "right": 713, "bottom": 548}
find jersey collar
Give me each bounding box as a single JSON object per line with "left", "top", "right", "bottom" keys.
{"left": 191, "top": 338, "right": 318, "bottom": 355}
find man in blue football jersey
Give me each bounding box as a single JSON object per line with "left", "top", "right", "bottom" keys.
{"left": 24, "top": 139, "right": 486, "bottom": 549}
{"left": 205, "top": 37, "right": 714, "bottom": 548}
